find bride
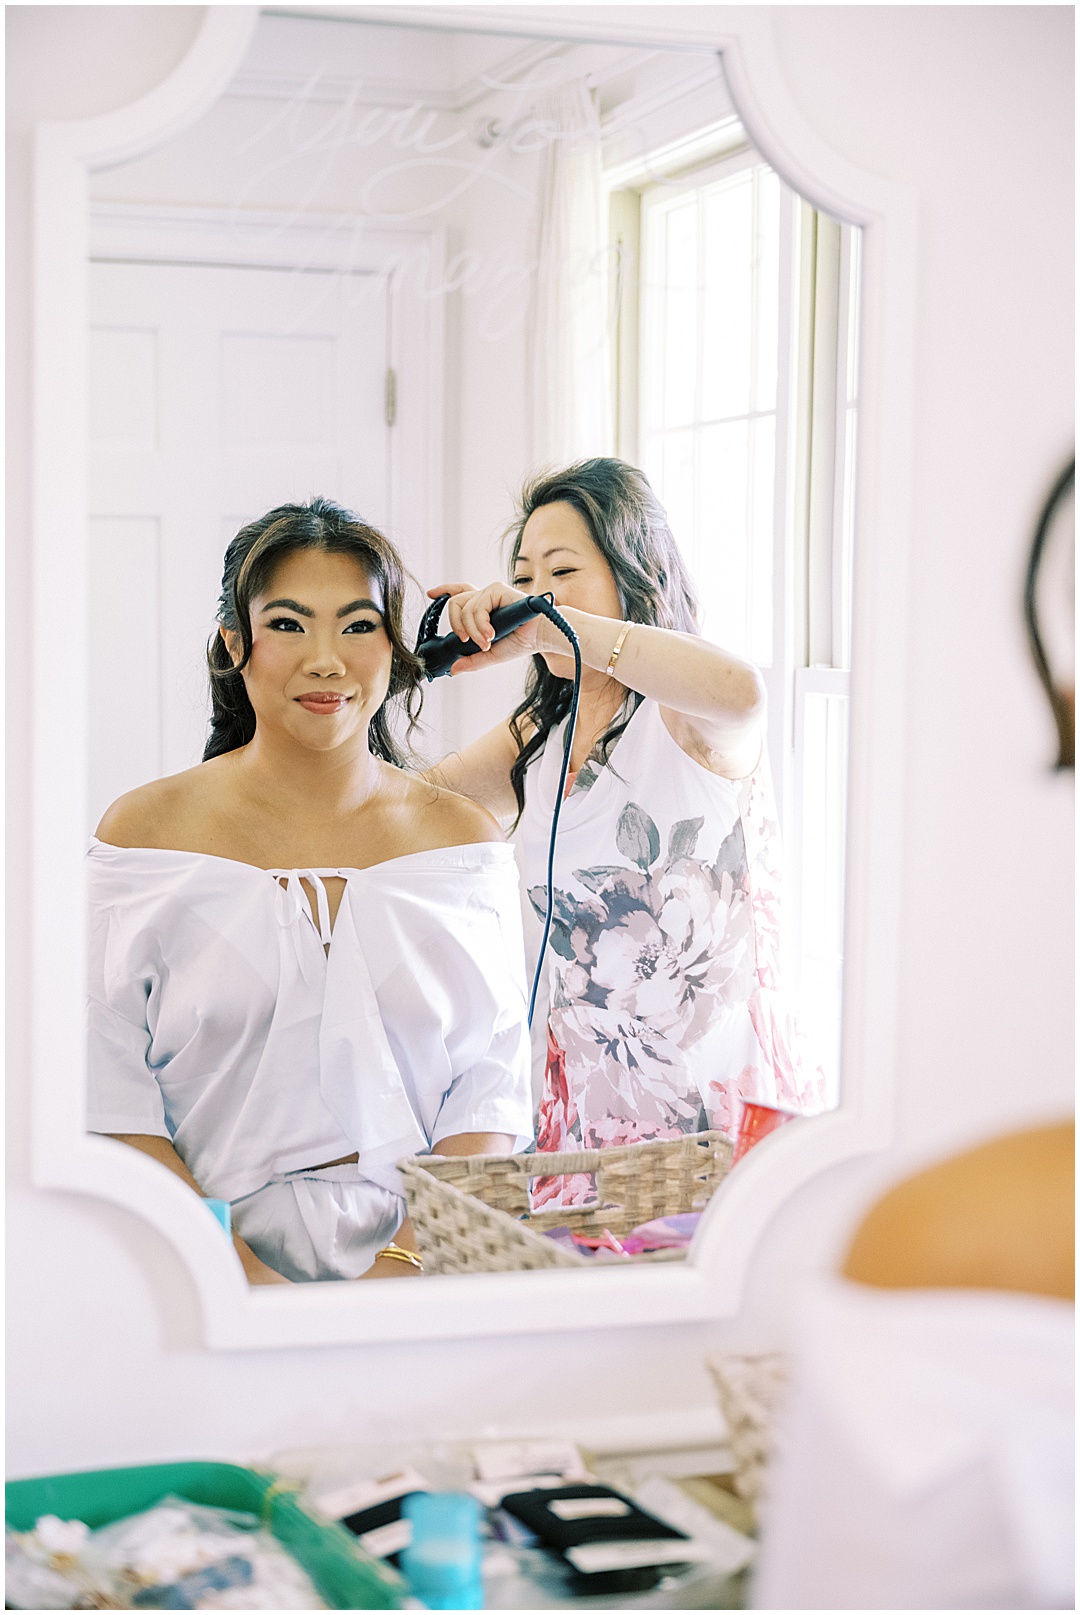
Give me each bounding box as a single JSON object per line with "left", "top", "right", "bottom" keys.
{"left": 88, "top": 498, "right": 532, "bottom": 1284}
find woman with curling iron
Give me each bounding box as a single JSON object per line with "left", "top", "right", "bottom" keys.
{"left": 426, "top": 460, "right": 825, "bottom": 1208}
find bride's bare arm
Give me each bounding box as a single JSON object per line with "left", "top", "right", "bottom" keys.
{"left": 108, "top": 1132, "right": 291, "bottom": 1286}
{"left": 429, "top": 581, "right": 765, "bottom": 780}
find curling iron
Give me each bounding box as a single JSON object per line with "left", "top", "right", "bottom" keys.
{"left": 415, "top": 591, "right": 581, "bottom": 1028}
{"left": 415, "top": 592, "right": 557, "bottom": 679}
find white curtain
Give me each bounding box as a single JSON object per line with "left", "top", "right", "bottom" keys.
{"left": 529, "top": 80, "right": 614, "bottom": 470}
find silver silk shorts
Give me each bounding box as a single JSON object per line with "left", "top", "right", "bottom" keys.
{"left": 229, "top": 1163, "right": 404, "bottom": 1282}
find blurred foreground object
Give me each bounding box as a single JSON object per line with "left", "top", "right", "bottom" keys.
{"left": 751, "top": 1124, "right": 1074, "bottom": 1609}
{"left": 1024, "top": 459, "right": 1074, "bottom": 770}
{"left": 706, "top": 1355, "right": 789, "bottom": 1514}
{"left": 844, "top": 1122, "right": 1073, "bottom": 1299}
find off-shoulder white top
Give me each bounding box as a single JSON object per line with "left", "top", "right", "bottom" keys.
{"left": 86, "top": 838, "right": 533, "bottom": 1204}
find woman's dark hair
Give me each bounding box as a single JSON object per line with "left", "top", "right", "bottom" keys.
{"left": 505, "top": 458, "right": 700, "bottom": 822}
{"left": 1023, "top": 458, "right": 1074, "bottom": 770}
{"left": 204, "top": 497, "right": 423, "bottom": 765}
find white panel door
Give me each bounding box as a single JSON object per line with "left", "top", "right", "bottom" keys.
{"left": 88, "top": 261, "right": 389, "bottom": 825}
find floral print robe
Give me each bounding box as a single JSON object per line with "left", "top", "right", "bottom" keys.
{"left": 517, "top": 699, "right": 826, "bottom": 1207}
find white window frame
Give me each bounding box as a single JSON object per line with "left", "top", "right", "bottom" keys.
{"left": 628, "top": 147, "right": 799, "bottom": 816}
{"left": 614, "top": 150, "right": 860, "bottom": 1097}
{"left": 787, "top": 215, "right": 860, "bottom": 1096}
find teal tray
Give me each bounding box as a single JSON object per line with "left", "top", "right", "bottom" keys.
{"left": 5, "top": 1458, "right": 403, "bottom": 1609}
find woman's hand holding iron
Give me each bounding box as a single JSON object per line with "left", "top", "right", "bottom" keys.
{"left": 426, "top": 578, "right": 764, "bottom": 743}
{"left": 426, "top": 581, "right": 573, "bottom": 669}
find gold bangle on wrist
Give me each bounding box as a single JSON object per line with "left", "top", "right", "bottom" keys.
{"left": 605, "top": 623, "right": 632, "bottom": 679}
{"left": 375, "top": 1242, "right": 423, "bottom": 1272}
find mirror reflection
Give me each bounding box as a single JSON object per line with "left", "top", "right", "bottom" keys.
{"left": 86, "top": 11, "right": 858, "bottom": 1283}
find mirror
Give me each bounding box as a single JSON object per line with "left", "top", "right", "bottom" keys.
{"left": 38, "top": 4, "right": 900, "bottom": 1337}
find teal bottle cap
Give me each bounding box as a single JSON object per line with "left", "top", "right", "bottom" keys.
{"left": 204, "top": 1198, "right": 232, "bottom": 1236}
{"left": 401, "top": 1492, "right": 483, "bottom": 1610}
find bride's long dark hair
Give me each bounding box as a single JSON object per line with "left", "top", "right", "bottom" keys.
{"left": 506, "top": 459, "right": 700, "bottom": 823}
{"left": 204, "top": 498, "right": 423, "bottom": 764}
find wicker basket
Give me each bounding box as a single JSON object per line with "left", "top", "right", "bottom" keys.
{"left": 707, "top": 1352, "right": 790, "bottom": 1513}
{"left": 398, "top": 1131, "right": 733, "bottom": 1275}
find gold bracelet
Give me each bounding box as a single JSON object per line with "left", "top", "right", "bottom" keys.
{"left": 375, "top": 1242, "right": 423, "bottom": 1271}
{"left": 605, "top": 623, "right": 632, "bottom": 678}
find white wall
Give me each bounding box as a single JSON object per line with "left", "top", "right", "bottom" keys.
{"left": 86, "top": 15, "right": 546, "bottom": 755}
{"left": 7, "top": 4, "right": 1073, "bottom": 1480}
{"left": 84, "top": 14, "right": 733, "bottom": 755}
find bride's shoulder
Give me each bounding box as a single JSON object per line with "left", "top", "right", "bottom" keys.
{"left": 395, "top": 770, "right": 504, "bottom": 849}
{"left": 94, "top": 757, "right": 228, "bottom": 849}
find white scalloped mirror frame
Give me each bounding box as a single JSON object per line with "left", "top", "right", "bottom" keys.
{"left": 30, "top": 4, "right": 915, "bottom": 1350}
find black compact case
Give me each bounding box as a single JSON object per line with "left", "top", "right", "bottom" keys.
{"left": 339, "top": 1494, "right": 418, "bottom": 1566}
{"left": 499, "top": 1482, "right": 692, "bottom": 1595}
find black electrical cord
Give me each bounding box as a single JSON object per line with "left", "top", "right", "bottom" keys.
{"left": 525, "top": 597, "right": 581, "bottom": 1028}
{"left": 415, "top": 589, "right": 581, "bottom": 1029}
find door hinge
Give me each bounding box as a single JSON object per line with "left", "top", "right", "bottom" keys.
{"left": 385, "top": 367, "right": 397, "bottom": 427}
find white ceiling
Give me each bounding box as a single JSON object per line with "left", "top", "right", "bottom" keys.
{"left": 241, "top": 9, "right": 720, "bottom": 123}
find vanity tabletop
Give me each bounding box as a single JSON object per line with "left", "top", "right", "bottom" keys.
{"left": 267, "top": 1433, "right": 754, "bottom": 1611}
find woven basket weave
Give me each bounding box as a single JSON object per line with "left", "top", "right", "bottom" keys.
{"left": 399, "top": 1131, "right": 733, "bottom": 1275}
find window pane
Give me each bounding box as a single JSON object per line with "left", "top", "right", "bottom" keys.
{"left": 839, "top": 405, "right": 857, "bottom": 669}
{"left": 799, "top": 690, "right": 847, "bottom": 1104}
{"left": 639, "top": 159, "right": 785, "bottom": 672}
{"left": 754, "top": 169, "right": 781, "bottom": 414}
{"left": 700, "top": 175, "right": 753, "bottom": 422}
{"left": 661, "top": 201, "right": 699, "bottom": 429}
{"left": 749, "top": 414, "right": 775, "bottom": 665}
{"left": 698, "top": 418, "right": 749, "bottom": 654}
{"left": 846, "top": 226, "right": 862, "bottom": 404}
{"left": 657, "top": 427, "right": 697, "bottom": 565}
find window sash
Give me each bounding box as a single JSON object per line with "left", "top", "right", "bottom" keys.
{"left": 637, "top": 156, "right": 791, "bottom": 689}
{"left": 612, "top": 148, "right": 859, "bottom": 1104}
{"left": 789, "top": 668, "right": 849, "bottom": 1107}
